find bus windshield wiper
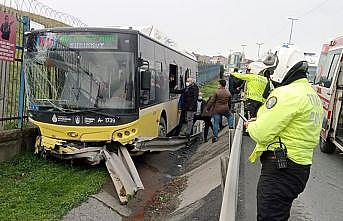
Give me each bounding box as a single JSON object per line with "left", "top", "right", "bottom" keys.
{"left": 67, "top": 109, "right": 120, "bottom": 119}
{"left": 35, "top": 104, "right": 119, "bottom": 119}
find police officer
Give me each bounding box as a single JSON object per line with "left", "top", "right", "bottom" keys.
{"left": 232, "top": 63, "right": 268, "bottom": 119}
{"left": 245, "top": 45, "right": 324, "bottom": 221}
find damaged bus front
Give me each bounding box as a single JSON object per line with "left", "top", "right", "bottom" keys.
{"left": 24, "top": 27, "right": 200, "bottom": 202}
{"left": 24, "top": 29, "right": 139, "bottom": 164}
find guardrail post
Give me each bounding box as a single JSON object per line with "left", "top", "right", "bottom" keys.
{"left": 229, "top": 129, "right": 234, "bottom": 152}
{"left": 220, "top": 156, "right": 229, "bottom": 194}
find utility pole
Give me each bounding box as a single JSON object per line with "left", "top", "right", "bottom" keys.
{"left": 256, "top": 42, "right": 263, "bottom": 60}
{"left": 288, "top": 17, "right": 299, "bottom": 45}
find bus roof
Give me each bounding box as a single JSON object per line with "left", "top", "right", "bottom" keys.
{"left": 29, "top": 27, "right": 197, "bottom": 62}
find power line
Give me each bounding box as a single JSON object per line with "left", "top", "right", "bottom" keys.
{"left": 264, "top": 1, "right": 331, "bottom": 48}
{"left": 299, "top": 0, "right": 331, "bottom": 19}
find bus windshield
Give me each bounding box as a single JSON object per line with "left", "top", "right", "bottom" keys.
{"left": 24, "top": 32, "right": 135, "bottom": 111}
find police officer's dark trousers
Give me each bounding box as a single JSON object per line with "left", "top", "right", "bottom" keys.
{"left": 257, "top": 152, "right": 311, "bottom": 221}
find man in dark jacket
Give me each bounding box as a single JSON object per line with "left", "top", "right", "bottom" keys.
{"left": 228, "top": 68, "right": 244, "bottom": 96}
{"left": 175, "top": 77, "right": 199, "bottom": 136}
{"left": 227, "top": 68, "right": 244, "bottom": 114}
{"left": 207, "top": 79, "right": 233, "bottom": 142}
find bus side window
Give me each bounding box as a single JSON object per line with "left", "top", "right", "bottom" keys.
{"left": 185, "top": 68, "right": 190, "bottom": 81}
{"left": 169, "top": 64, "right": 178, "bottom": 93}
{"left": 150, "top": 70, "right": 156, "bottom": 102}
{"left": 140, "top": 69, "right": 153, "bottom": 106}
{"left": 179, "top": 74, "right": 184, "bottom": 89}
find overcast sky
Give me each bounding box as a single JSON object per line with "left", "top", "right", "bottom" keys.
{"left": 39, "top": 0, "right": 341, "bottom": 60}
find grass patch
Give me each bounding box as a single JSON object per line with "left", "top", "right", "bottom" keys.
{"left": 200, "top": 79, "right": 219, "bottom": 100}
{"left": 0, "top": 153, "right": 108, "bottom": 221}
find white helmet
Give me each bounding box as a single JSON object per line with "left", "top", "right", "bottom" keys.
{"left": 248, "top": 61, "right": 267, "bottom": 75}
{"left": 263, "top": 45, "right": 307, "bottom": 84}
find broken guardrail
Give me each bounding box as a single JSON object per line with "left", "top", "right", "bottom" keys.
{"left": 103, "top": 133, "right": 201, "bottom": 204}
{"left": 103, "top": 147, "right": 144, "bottom": 204}
{"left": 219, "top": 103, "right": 244, "bottom": 221}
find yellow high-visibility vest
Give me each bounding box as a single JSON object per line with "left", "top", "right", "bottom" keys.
{"left": 232, "top": 72, "right": 268, "bottom": 103}
{"left": 247, "top": 78, "right": 324, "bottom": 165}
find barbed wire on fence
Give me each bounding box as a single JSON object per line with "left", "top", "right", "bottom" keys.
{"left": 0, "top": 0, "right": 87, "bottom": 27}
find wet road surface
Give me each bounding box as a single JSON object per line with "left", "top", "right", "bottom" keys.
{"left": 237, "top": 136, "right": 343, "bottom": 221}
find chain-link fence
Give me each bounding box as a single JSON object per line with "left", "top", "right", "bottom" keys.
{"left": 197, "top": 64, "right": 220, "bottom": 85}
{"left": 0, "top": 0, "right": 86, "bottom": 131}
{"left": 0, "top": 10, "right": 30, "bottom": 130}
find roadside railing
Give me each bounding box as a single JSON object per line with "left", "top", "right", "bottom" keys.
{"left": 219, "top": 103, "right": 244, "bottom": 221}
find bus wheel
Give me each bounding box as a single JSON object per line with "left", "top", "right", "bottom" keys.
{"left": 320, "top": 137, "right": 336, "bottom": 154}
{"left": 159, "top": 117, "right": 167, "bottom": 137}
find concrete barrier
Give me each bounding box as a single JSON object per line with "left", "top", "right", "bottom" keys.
{"left": 0, "top": 128, "right": 38, "bottom": 162}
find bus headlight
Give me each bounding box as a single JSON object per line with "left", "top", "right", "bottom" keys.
{"left": 67, "top": 131, "right": 78, "bottom": 138}
{"left": 113, "top": 126, "right": 138, "bottom": 142}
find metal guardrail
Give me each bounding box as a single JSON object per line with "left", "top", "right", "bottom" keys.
{"left": 219, "top": 103, "right": 244, "bottom": 221}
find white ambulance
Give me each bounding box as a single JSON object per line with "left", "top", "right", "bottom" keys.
{"left": 313, "top": 36, "right": 343, "bottom": 153}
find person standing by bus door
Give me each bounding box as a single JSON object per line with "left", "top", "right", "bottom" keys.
{"left": 245, "top": 45, "right": 324, "bottom": 220}
{"left": 206, "top": 79, "right": 233, "bottom": 143}
{"left": 175, "top": 93, "right": 185, "bottom": 136}
{"left": 174, "top": 77, "right": 199, "bottom": 138}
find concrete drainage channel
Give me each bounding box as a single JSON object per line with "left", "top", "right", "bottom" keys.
{"left": 62, "top": 128, "right": 232, "bottom": 221}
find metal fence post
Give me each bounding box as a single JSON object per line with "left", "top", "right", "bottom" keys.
{"left": 17, "top": 16, "right": 30, "bottom": 129}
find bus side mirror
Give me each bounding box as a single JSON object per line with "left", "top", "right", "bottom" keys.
{"left": 141, "top": 70, "right": 151, "bottom": 90}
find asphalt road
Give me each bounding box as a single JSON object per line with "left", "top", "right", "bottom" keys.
{"left": 237, "top": 136, "right": 343, "bottom": 221}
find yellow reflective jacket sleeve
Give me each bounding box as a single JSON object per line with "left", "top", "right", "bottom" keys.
{"left": 231, "top": 73, "right": 253, "bottom": 81}
{"left": 247, "top": 88, "right": 298, "bottom": 145}
{"left": 231, "top": 73, "right": 267, "bottom": 103}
